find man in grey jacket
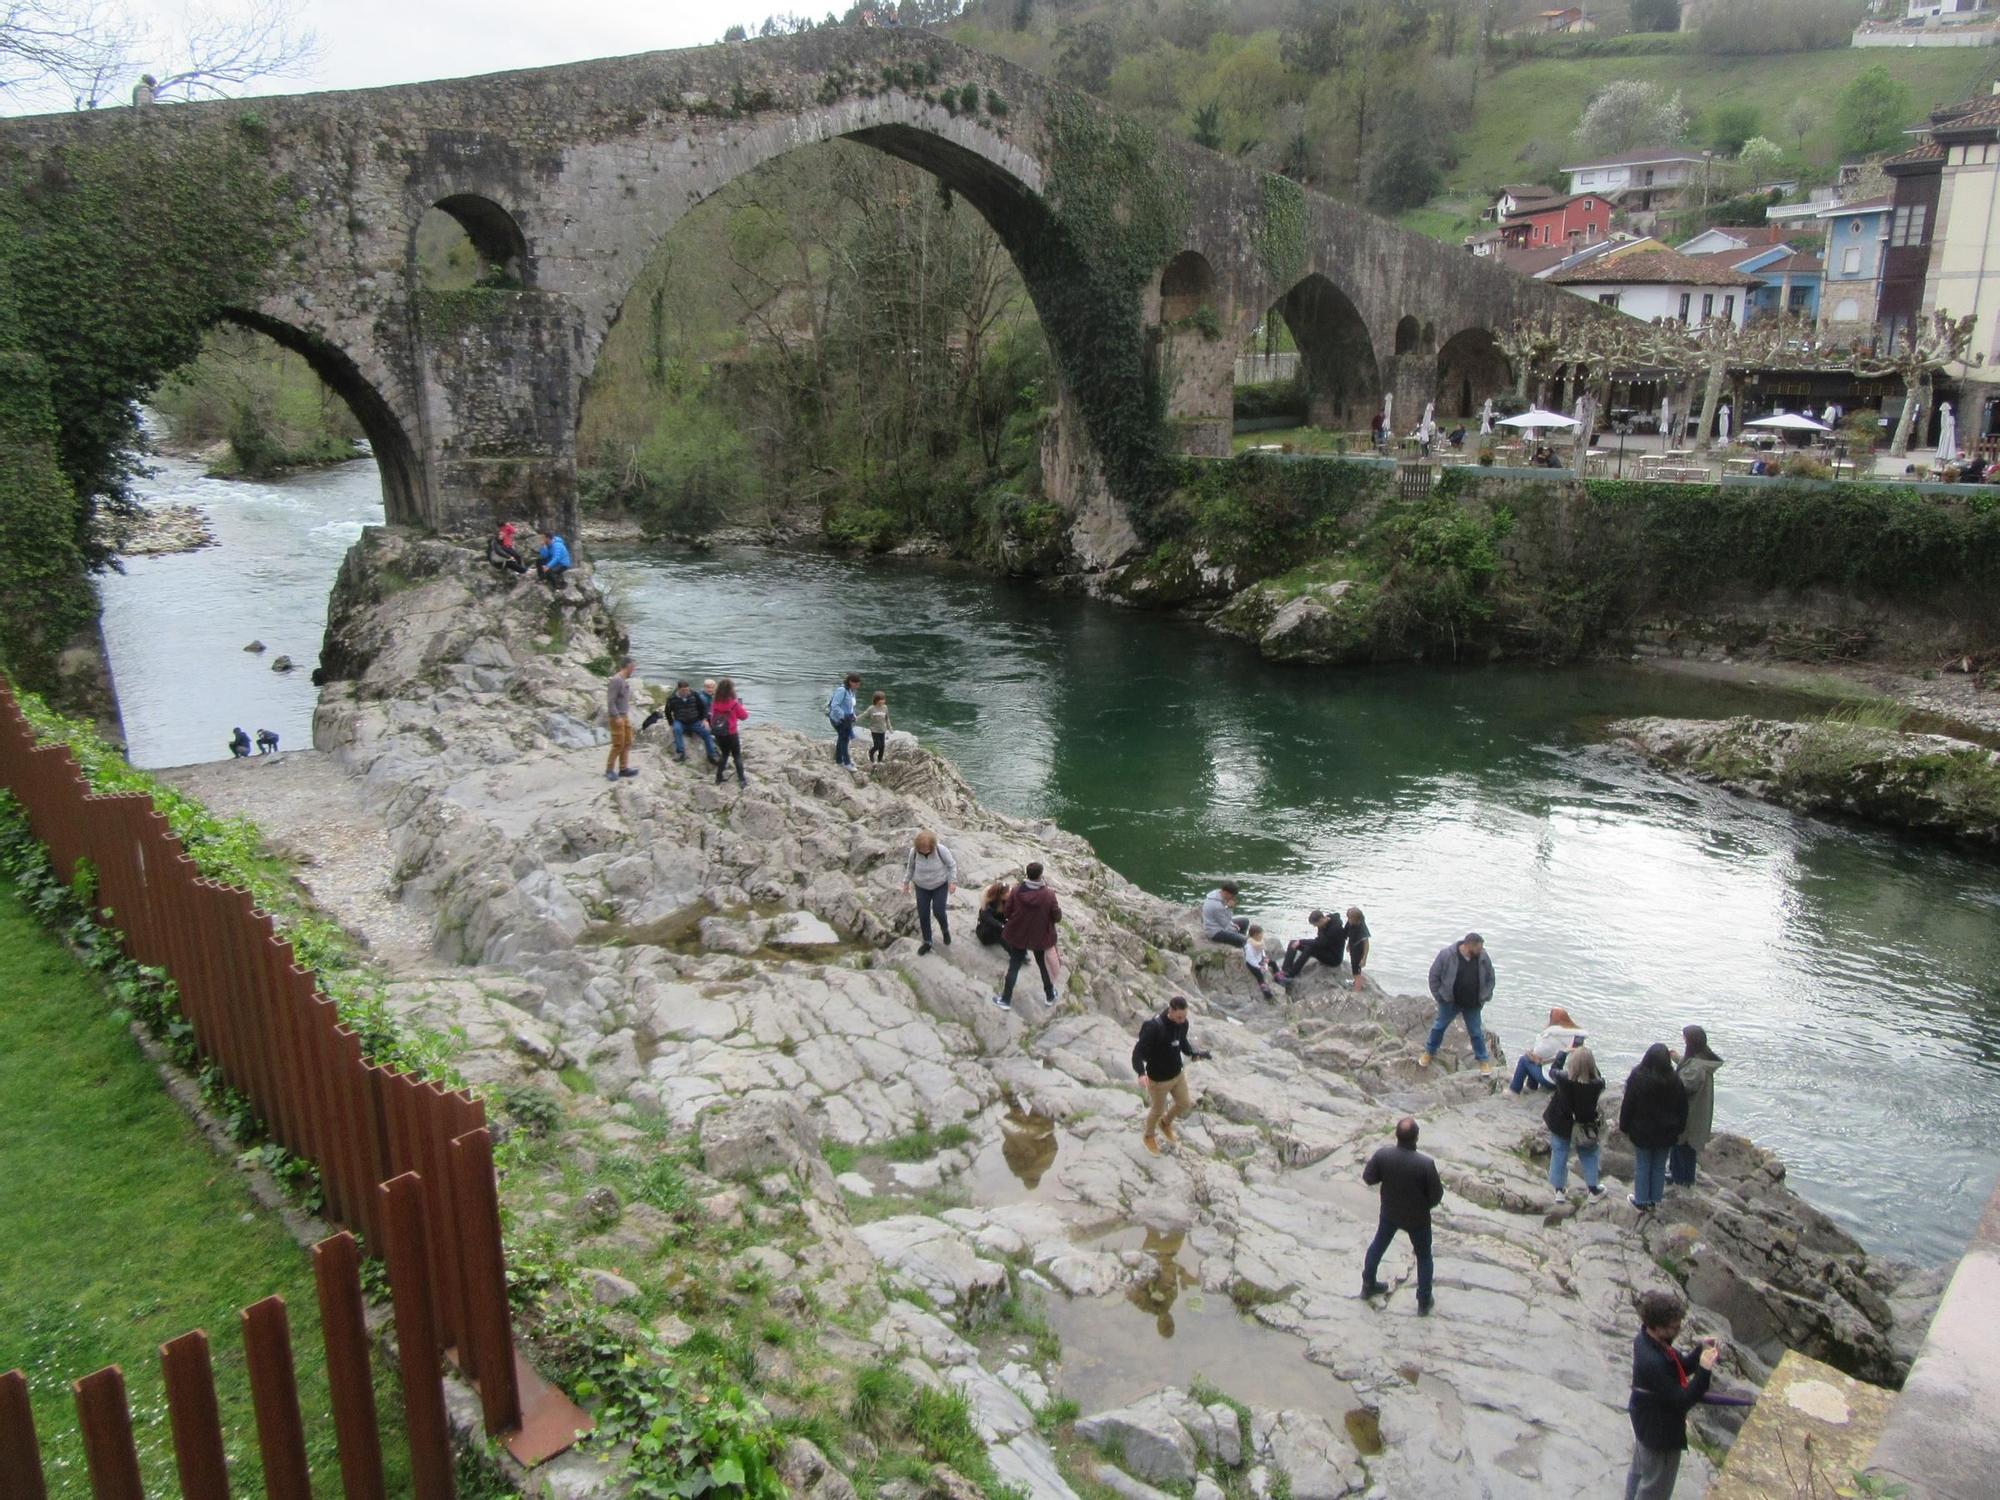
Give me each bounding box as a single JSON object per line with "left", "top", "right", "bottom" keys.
{"left": 1421, "top": 932, "right": 1494, "bottom": 1072}
{"left": 1201, "top": 881, "right": 1249, "bottom": 948}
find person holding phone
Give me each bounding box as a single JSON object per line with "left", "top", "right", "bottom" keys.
{"left": 1625, "top": 1289, "right": 1722, "bottom": 1499}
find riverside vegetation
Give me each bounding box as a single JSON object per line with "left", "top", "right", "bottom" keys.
{"left": 38, "top": 524, "right": 1942, "bottom": 1498}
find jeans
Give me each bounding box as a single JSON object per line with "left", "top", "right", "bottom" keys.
{"left": 671, "top": 719, "right": 718, "bottom": 762}
{"left": 1624, "top": 1441, "right": 1681, "bottom": 1500}
{"left": 1549, "top": 1133, "right": 1601, "bottom": 1192}
{"left": 1667, "top": 1143, "right": 1699, "bottom": 1186}
{"left": 834, "top": 717, "right": 856, "bottom": 766}
{"left": 1631, "top": 1146, "right": 1669, "bottom": 1207}
{"left": 1362, "top": 1215, "right": 1434, "bottom": 1305}
{"left": 713, "top": 731, "right": 744, "bottom": 784}
{"left": 870, "top": 730, "right": 887, "bottom": 764}
{"left": 1510, "top": 1055, "right": 1552, "bottom": 1092}
{"left": 915, "top": 884, "right": 950, "bottom": 945}
{"left": 1425, "top": 1001, "right": 1489, "bottom": 1062}
{"left": 1002, "top": 943, "right": 1053, "bottom": 1004}
{"left": 1208, "top": 918, "right": 1248, "bottom": 949}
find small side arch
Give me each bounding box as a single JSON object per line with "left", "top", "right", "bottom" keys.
{"left": 422, "top": 193, "right": 532, "bottom": 286}
{"left": 1394, "top": 314, "right": 1422, "bottom": 356}
{"left": 1159, "top": 250, "right": 1217, "bottom": 323}
{"left": 220, "top": 307, "right": 423, "bottom": 524}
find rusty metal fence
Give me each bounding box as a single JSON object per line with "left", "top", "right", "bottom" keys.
{"left": 5, "top": 1217, "right": 458, "bottom": 1500}
{"left": 0, "top": 681, "right": 588, "bottom": 1471}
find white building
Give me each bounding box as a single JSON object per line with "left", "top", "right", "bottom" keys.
{"left": 1558, "top": 149, "right": 1712, "bottom": 227}
{"left": 1546, "top": 246, "right": 1760, "bottom": 325}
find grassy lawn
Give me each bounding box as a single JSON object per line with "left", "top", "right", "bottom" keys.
{"left": 1445, "top": 47, "right": 1993, "bottom": 200}
{"left": 0, "top": 878, "right": 414, "bottom": 1498}
{"left": 1231, "top": 426, "right": 1377, "bottom": 454}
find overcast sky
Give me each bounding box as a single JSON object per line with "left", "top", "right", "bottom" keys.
{"left": 38, "top": 1, "right": 798, "bottom": 109}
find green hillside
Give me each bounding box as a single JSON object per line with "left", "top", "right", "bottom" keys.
{"left": 1448, "top": 46, "right": 1992, "bottom": 195}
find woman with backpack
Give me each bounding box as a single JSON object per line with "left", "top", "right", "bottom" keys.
{"left": 1669, "top": 1027, "right": 1724, "bottom": 1188}
{"left": 902, "top": 830, "right": 958, "bottom": 955}
{"left": 710, "top": 678, "right": 749, "bottom": 786}
{"left": 1618, "top": 1043, "right": 1689, "bottom": 1212}
{"left": 1545, "top": 1045, "right": 1605, "bottom": 1204}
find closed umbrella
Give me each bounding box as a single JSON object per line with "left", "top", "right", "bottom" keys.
{"left": 1479, "top": 398, "right": 1495, "bottom": 435}
{"left": 1659, "top": 397, "right": 1672, "bottom": 439}
{"left": 1419, "top": 400, "right": 1436, "bottom": 446}
{"left": 1382, "top": 393, "right": 1393, "bottom": 437}
{"left": 1938, "top": 401, "right": 1958, "bottom": 463}
{"left": 1718, "top": 403, "right": 1732, "bottom": 444}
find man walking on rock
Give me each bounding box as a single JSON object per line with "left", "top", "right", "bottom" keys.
{"left": 1133, "top": 995, "right": 1211, "bottom": 1154}
{"left": 604, "top": 658, "right": 639, "bottom": 782}
{"left": 991, "top": 862, "right": 1061, "bottom": 1012}
{"left": 1624, "top": 1289, "right": 1720, "bottom": 1499}
{"left": 1361, "top": 1116, "right": 1443, "bottom": 1314}
{"left": 1421, "top": 932, "right": 1494, "bottom": 1072}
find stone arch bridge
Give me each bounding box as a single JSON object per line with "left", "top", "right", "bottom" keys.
{"left": 0, "top": 28, "right": 1577, "bottom": 566}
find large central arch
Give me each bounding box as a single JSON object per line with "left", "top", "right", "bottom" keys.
{"left": 1276, "top": 275, "right": 1382, "bottom": 431}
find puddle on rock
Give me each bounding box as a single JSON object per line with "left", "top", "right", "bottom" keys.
{"left": 1343, "top": 1406, "right": 1384, "bottom": 1455}
{"left": 1045, "top": 1227, "right": 1354, "bottom": 1423}
{"left": 965, "top": 1106, "right": 1060, "bottom": 1204}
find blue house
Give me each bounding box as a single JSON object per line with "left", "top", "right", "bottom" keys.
{"left": 1677, "top": 228, "right": 1823, "bottom": 321}
{"left": 1815, "top": 198, "right": 1893, "bottom": 332}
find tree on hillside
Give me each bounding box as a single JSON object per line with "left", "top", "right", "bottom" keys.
{"left": 1629, "top": 0, "right": 1681, "bottom": 31}
{"left": 1704, "top": 103, "right": 1761, "bottom": 156}
{"left": 1697, "top": 0, "right": 1862, "bottom": 56}
{"left": 1054, "top": 18, "right": 1118, "bottom": 91}
{"left": 1836, "top": 65, "right": 1913, "bottom": 156}
{"left": 1734, "top": 136, "right": 1785, "bottom": 187}
{"left": 1781, "top": 97, "right": 1823, "bottom": 156}
{"left": 1191, "top": 99, "right": 1224, "bottom": 148}
{"left": 1573, "top": 80, "right": 1689, "bottom": 156}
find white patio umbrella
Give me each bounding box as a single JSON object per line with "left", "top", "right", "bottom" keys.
{"left": 1419, "top": 400, "right": 1437, "bottom": 445}
{"left": 1746, "top": 412, "right": 1832, "bottom": 432}
{"left": 1659, "top": 397, "right": 1672, "bottom": 438}
{"left": 1479, "top": 398, "right": 1495, "bottom": 435}
{"left": 1938, "top": 401, "right": 1958, "bottom": 463}
{"left": 1498, "top": 408, "right": 1580, "bottom": 433}
{"left": 1382, "top": 393, "right": 1393, "bottom": 436}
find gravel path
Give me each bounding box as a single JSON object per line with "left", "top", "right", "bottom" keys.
{"left": 156, "top": 751, "right": 436, "bottom": 968}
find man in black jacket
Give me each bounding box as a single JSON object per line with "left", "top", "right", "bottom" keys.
{"left": 1624, "top": 1289, "right": 1720, "bottom": 1499}
{"left": 1132, "top": 996, "right": 1211, "bottom": 1155}
{"left": 1360, "top": 1117, "right": 1444, "bottom": 1314}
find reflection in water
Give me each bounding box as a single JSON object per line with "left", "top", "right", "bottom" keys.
{"left": 1125, "top": 1229, "right": 1194, "bottom": 1340}
{"left": 999, "top": 1107, "right": 1058, "bottom": 1191}
{"left": 1344, "top": 1407, "right": 1385, "bottom": 1456}
{"left": 104, "top": 486, "right": 2000, "bottom": 1264}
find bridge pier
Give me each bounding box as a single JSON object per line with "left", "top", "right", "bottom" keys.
{"left": 412, "top": 291, "right": 580, "bottom": 542}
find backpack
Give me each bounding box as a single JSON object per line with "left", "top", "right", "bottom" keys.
{"left": 827, "top": 691, "right": 845, "bottom": 728}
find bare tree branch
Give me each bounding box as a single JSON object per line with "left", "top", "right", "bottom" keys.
{"left": 1, "top": 0, "right": 317, "bottom": 111}
{"left": 148, "top": 0, "right": 319, "bottom": 101}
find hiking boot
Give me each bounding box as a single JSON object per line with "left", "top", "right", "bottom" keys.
{"left": 1588, "top": 1185, "right": 1605, "bottom": 1198}
{"left": 990, "top": 994, "right": 1013, "bottom": 1012}
{"left": 1417, "top": 1298, "right": 1434, "bottom": 1317}
{"left": 1143, "top": 1134, "right": 1162, "bottom": 1155}
{"left": 917, "top": 942, "right": 932, "bottom": 956}
{"left": 1417, "top": 1051, "right": 1433, "bottom": 1068}
{"left": 1476, "top": 1060, "right": 1494, "bottom": 1075}
{"left": 1160, "top": 1119, "right": 1180, "bottom": 1144}
{"left": 1360, "top": 1280, "right": 1388, "bottom": 1299}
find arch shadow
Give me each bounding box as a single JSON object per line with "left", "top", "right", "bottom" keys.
{"left": 428, "top": 193, "right": 533, "bottom": 285}
{"left": 219, "top": 308, "right": 423, "bottom": 525}
{"left": 1394, "top": 314, "right": 1422, "bottom": 356}
{"left": 1159, "top": 251, "right": 1217, "bottom": 323}
{"left": 1275, "top": 275, "right": 1382, "bottom": 430}
{"left": 1434, "top": 327, "right": 1512, "bottom": 420}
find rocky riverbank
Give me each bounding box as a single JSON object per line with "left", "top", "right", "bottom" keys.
{"left": 1614, "top": 716, "right": 2000, "bottom": 850}
{"left": 183, "top": 528, "right": 1943, "bottom": 1499}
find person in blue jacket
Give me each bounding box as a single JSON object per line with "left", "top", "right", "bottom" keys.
{"left": 535, "top": 529, "right": 572, "bottom": 588}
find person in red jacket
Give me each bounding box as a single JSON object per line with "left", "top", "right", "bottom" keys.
{"left": 990, "top": 861, "right": 1060, "bottom": 1012}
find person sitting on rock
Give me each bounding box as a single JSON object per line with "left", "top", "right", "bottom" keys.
{"left": 662, "top": 680, "right": 718, "bottom": 764}
{"left": 1508, "top": 1006, "right": 1585, "bottom": 1095}
{"left": 975, "top": 882, "right": 1009, "bottom": 947}
{"left": 487, "top": 521, "right": 526, "bottom": 574}
{"left": 228, "top": 727, "right": 252, "bottom": 758}
{"left": 1132, "top": 994, "right": 1211, "bottom": 1154}
{"left": 1282, "top": 909, "right": 1345, "bottom": 979}
{"left": 534, "top": 528, "right": 571, "bottom": 588}
{"left": 254, "top": 729, "right": 280, "bottom": 755}
{"left": 1201, "top": 881, "right": 1249, "bottom": 947}
{"left": 1241, "top": 925, "right": 1292, "bottom": 999}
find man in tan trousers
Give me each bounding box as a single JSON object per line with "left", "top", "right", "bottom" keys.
{"left": 1132, "top": 995, "right": 1211, "bottom": 1154}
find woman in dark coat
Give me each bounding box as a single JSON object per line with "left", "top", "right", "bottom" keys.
{"left": 1618, "top": 1042, "right": 1688, "bottom": 1212}
{"left": 1545, "top": 1045, "right": 1606, "bottom": 1202}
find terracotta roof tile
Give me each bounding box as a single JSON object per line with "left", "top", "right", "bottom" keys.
{"left": 1548, "top": 247, "right": 1763, "bottom": 289}
{"left": 1885, "top": 141, "right": 1945, "bottom": 168}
